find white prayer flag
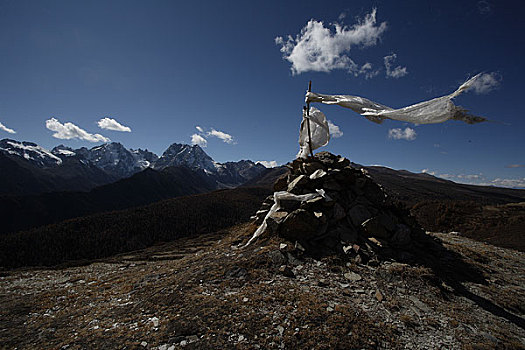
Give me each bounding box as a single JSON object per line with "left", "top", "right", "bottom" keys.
{"left": 305, "top": 74, "right": 487, "bottom": 125}
{"left": 297, "top": 106, "right": 330, "bottom": 159}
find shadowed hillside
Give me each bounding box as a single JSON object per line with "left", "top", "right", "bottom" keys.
{"left": 0, "top": 187, "right": 270, "bottom": 268}
{"left": 0, "top": 166, "right": 215, "bottom": 235}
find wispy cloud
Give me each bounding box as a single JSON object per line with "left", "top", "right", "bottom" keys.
{"left": 46, "top": 118, "right": 110, "bottom": 143}
{"left": 388, "top": 127, "right": 416, "bottom": 141}
{"left": 207, "top": 128, "right": 235, "bottom": 144}
{"left": 191, "top": 126, "right": 235, "bottom": 146}
{"left": 327, "top": 120, "right": 343, "bottom": 138}
{"left": 506, "top": 164, "right": 525, "bottom": 168}
{"left": 0, "top": 121, "right": 16, "bottom": 134}
{"left": 97, "top": 117, "right": 131, "bottom": 132}
{"left": 384, "top": 53, "right": 408, "bottom": 78}
{"left": 420, "top": 169, "right": 525, "bottom": 188}
{"left": 469, "top": 72, "right": 501, "bottom": 94}
{"left": 477, "top": 1, "right": 492, "bottom": 15}
{"left": 191, "top": 134, "right": 208, "bottom": 147}
{"left": 489, "top": 178, "right": 525, "bottom": 188}
{"left": 357, "top": 62, "right": 380, "bottom": 79}
{"left": 275, "top": 9, "right": 387, "bottom": 75}
{"left": 257, "top": 160, "right": 278, "bottom": 168}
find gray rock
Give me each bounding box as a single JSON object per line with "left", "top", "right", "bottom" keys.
{"left": 309, "top": 169, "right": 327, "bottom": 180}
{"left": 332, "top": 203, "right": 346, "bottom": 221}
{"left": 266, "top": 211, "right": 289, "bottom": 233}
{"left": 338, "top": 226, "right": 359, "bottom": 243}
{"left": 303, "top": 161, "right": 325, "bottom": 175}
{"left": 287, "top": 175, "right": 308, "bottom": 193}
{"left": 279, "top": 199, "right": 301, "bottom": 212}
{"left": 323, "top": 178, "right": 342, "bottom": 191}
{"left": 335, "top": 157, "right": 350, "bottom": 168}
{"left": 278, "top": 265, "right": 295, "bottom": 278}
{"left": 318, "top": 279, "right": 329, "bottom": 287}
{"left": 268, "top": 250, "right": 287, "bottom": 267}
{"left": 362, "top": 216, "right": 391, "bottom": 239}
{"left": 279, "top": 209, "right": 320, "bottom": 242}
{"left": 286, "top": 252, "right": 302, "bottom": 266}
{"left": 391, "top": 224, "right": 412, "bottom": 246}
{"left": 313, "top": 211, "right": 327, "bottom": 223}
{"left": 273, "top": 174, "right": 289, "bottom": 192}
{"left": 302, "top": 196, "right": 325, "bottom": 207}
{"left": 344, "top": 271, "right": 362, "bottom": 281}
{"left": 379, "top": 213, "right": 397, "bottom": 232}
{"left": 348, "top": 205, "right": 372, "bottom": 226}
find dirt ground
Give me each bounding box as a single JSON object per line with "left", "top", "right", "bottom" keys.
{"left": 1, "top": 224, "right": 524, "bottom": 349}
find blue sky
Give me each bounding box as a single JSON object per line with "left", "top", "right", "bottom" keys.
{"left": 0, "top": 0, "right": 524, "bottom": 187}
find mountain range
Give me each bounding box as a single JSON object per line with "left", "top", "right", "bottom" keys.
{"left": 0, "top": 139, "right": 267, "bottom": 195}
{"left": 2, "top": 138, "right": 525, "bottom": 239}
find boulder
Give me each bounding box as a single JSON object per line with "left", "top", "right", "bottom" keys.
{"left": 348, "top": 205, "right": 373, "bottom": 227}
{"left": 287, "top": 175, "right": 308, "bottom": 194}
{"left": 279, "top": 209, "right": 320, "bottom": 242}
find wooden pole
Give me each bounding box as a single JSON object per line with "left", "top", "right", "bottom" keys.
{"left": 306, "top": 80, "right": 314, "bottom": 158}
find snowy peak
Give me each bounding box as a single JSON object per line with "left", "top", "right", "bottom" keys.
{"left": 154, "top": 143, "right": 216, "bottom": 173}
{"left": 51, "top": 145, "right": 76, "bottom": 157}
{"left": 130, "top": 148, "right": 159, "bottom": 170}
{"left": 55, "top": 142, "right": 159, "bottom": 178}
{"left": 80, "top": 142, "right": 152, "bottom": 178}
{"left": 0, "top": 139, "right": 62, "bottom": 167}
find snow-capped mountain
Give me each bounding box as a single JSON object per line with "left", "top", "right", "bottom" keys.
{"left": 154, "top": 143, "right": 217, "bottom": 173}
{"left": 51, "top": 144, "right": 76, "bottom": 157}
{"left": 153, "top": 143, "right": 267, "bottom": 186}
{"left": 214, "top": 160, "right": 267, "bottom": 187}
{"left": 78, "top": 143, "right": 145, "bottom": 178}
{"left": 1, "top": 139, "right": 62, "bottom": 167}
{"left": 1, "top": 138, "right": 269, "bottom": 195}
{"left": 52, "top": 142, "right": 159, "bottom": 179}
{"left": 130, "top": 148, "right": 159, "bottom": 169}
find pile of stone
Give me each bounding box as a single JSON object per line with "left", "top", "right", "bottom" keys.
{"left": 250, "top": 152, "right": 424, "bottom": 261}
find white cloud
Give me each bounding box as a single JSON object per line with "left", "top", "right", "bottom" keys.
{"left": 490, "top": 178, "right": 525, "bottom": 188}
{"left": 384, "top": 53, "right": 408, "bottom": 78}
{"left": 257, "top": 160, "right": 278, "bottom": 168}
{"left": 191, "top": 134, "right": 208, "bottom": 147}
{"left": 0, "top": 121, "right": 16, "bottom": 134}
{"left": 457, "top": 174, "right": 483, "bottom": 180}
{"left": 97, "top": 117, "right": 131, "bottom": 132}
{"left": 327, "top": 120, "right": 343, "bottom": 138}
{"left": 357, "top": 62, "right": 380, "bottom": 79}
{"left": 469, "top": 72, "right": 501, "bottom": 94}
{"left": 192, "top": 125, "right": 235, "bottom": 146}
{"left": 421, "top": 169, "right": 436, "bottom": 176}
{"left": 46, "top": 118, "right": 110, "bottom": 143}
{"left": 388, "top": 127, "right": 416, "bottom": 141}
{"left": 419, "top": 170, "right": 525, "bottom": 188}
{"left": 207, "top": 128, "right": 235, "bottom": 144}
{"left": 275, "top": 9, "right": 387, "bottom": 75}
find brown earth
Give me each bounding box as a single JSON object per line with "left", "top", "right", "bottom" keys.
{"left": 1, "top": 223, "right": 524, "bottom": 349}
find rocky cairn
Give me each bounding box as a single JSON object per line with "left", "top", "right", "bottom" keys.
{"left": 251, "top": 152, "right": 425, "bottom": 262}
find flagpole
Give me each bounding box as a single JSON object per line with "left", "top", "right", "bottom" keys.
{"left": 306, "top": 80, "right": 314, "bottom": 158}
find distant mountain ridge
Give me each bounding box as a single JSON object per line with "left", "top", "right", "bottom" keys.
{"left": 0, "top": 138, "right": 268, "bottom": 195}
